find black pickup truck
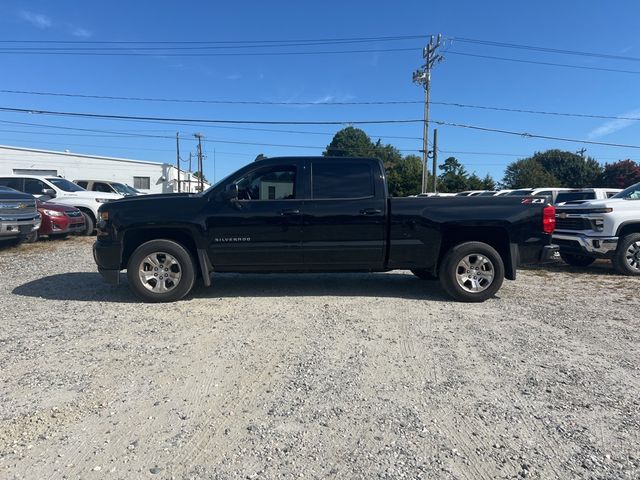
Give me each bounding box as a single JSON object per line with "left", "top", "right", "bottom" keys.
{"left": 93, "top": 156, "right": 558, "bottom": 303}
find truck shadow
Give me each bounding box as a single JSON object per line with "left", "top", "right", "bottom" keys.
{"left": 12, "top": 272, "right": 138, "bottom": 303}
{"left": 192, "top": 272, "right": 450, "bottom": 301}
{"left": 12, "top": 272, "right": 450, "bottom": 302}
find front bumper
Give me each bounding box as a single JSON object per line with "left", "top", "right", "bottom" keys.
{"left": 540, "top": 244, "right": 559, "bottom": 261}
{"left": 0, "top": 214, "right": 41, "bottom": 238}
{"left": 552, "top": 233, "right": 618, "bottom": 258}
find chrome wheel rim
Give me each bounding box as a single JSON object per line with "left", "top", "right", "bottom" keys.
{"left": 625, "top": 241, "right": 640, "bottom": 271}
{"left": 455, "top": 254, "right": 495, "bottom": 293}
{"left": 138, "top": 252, "right": 182, "bottom": 293}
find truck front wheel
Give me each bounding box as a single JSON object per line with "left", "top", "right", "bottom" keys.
{"left": 559, "top": 252, "right": 595, "bottom": 267}
{"left": 438, "top": 241, "right": 504, "bottom": 302}
{"left": 613, "top": 233, "right": 640, "bottom": 276}
{"left": 127, "top": 239, "right": 196, "bottom": 302}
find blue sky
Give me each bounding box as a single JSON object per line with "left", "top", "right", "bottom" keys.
{"left": 1, "top": 0, "right": 639, "bottom": 184}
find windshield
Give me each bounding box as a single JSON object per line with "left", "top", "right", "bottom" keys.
{"left": 555, "top": 191, "right": 595, "bottom": 203}
{"left": 507, "top": 189, "right": 534, "bottom": 196}
{"left": 110, "top": 182, "right": 131, "bottom": 195}
{"left": 46, "top": 177, "right": 86, "bottom": 192}
{"left": 612, "top": 182, "right": 640, "bottom": 200}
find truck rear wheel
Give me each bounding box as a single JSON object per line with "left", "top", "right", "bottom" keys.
{"left": 613, "top": 233, "right": 640, "bottom": 276}
{"left": 127, "top": 239, "right": 196, "bottom": 302}
{"left": 438, "top": 241, "right": 504, "bottom": 302}
{"left": 559, "top": 252, "right": 595, "bottom": 267}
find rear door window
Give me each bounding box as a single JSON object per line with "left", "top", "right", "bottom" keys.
{"left": 0, "top": 178, "right": 23, "bottom": 191}
{"left": 311, "top": 162, "right": 374, "bottom": 199}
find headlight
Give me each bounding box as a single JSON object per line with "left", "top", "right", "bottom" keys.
{"left": 42, "top": 209, "right": 65, "bottom": 217}
{"left": 95, "top": 198, "right": 112, "bottom": 203}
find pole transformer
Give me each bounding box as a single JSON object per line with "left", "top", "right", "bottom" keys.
{"left": 413, "top": 34, "right": 444, "bottom": 193}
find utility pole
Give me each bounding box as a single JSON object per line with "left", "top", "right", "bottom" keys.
{"left": 432, "top": 129, "right": 438, "bottom": 192}
{"left": 577, "top": 148, "right": 587, "bottom": 158}
{"left": 194, "top": 133, "right": 204, "bottom": 192}
{"left": 175, "top": 132, "right": 181, "bottom": 193}
{"left": 188, "top": 152, "right": 192, "bottom": 193}
{"left": 413, "top": 34, "right": 444, "bottom": 193}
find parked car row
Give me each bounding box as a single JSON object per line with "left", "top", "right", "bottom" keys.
{"left": 0, "top": 175, "right": 131, "bottom": 236}
{"left": 453, "top": 187, "right": 622, "bottom": 204}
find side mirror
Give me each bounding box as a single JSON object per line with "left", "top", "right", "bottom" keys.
{"left": 221, "top": 183, "right": 238, "bottom": 201}
{"left": 42, "top": 188, "right": 56, "bottom": 198}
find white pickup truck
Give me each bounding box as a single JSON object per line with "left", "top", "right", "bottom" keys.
{"left": 553, "top": 182, "right": 640, "bottom": 274}
{"left": 0, "top": 175, "right": 122, "bottom": 235}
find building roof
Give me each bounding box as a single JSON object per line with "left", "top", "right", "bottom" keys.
{"left": 0, "top": 144, "right": 170, "bottom": 167}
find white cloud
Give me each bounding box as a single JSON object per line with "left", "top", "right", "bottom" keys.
{"left": 588, "top": 108, "right": 640, "bottom": 139}
{"left": 19, "top": 10, "right": 52, "bottom": 28}
{"left": 69, "top": 26, "right": 92, "bottom": 38}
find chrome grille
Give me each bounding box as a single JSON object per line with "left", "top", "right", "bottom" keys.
{"left": 0, "top": 200, "right": 36, "bottom": 215}
{"left": 66, "top": 210, "right": 82, "bottom": 217}
{"left": 556, "top": 217, "right": 592, "bottom": 231}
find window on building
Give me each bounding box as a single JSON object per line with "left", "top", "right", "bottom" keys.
{"left": 133, "top": 177, "right": 150, "bottom": 190}
{"left": 312, "top": 162, "right": 374, "bottom": 199}
{"left": 236, "top": 167, "right": 296, "bottom": 200}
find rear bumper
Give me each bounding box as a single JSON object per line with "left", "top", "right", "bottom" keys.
{"left": 553, "top": 233, "right": 617, "bottom": 259}
{"left": 93, "top": 240, "right": 122, "bottom": 284}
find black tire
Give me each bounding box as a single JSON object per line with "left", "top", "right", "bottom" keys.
{"left": 80, "top": 211, "right": 95, "bottom": 236}
{"left": 613, "top": 233, "right": 640, "bottom": 276}
{"left": 127, "top": 239, "right": 196, "bottom": 303}
{"left": 559, "top": 252, "right": 595, "bottom": 267}
{"left": 25, "top": 230, "right": 39, "bottom": 243}
{"left": 410, "top": 268, "right": 437, "bottom": 280}
{"left": 438, "top": 241, "right": 505, "bottom": 302}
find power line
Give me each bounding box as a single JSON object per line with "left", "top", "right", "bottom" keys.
{"left": 0, "top": 34, "right": 430, "bottom": 45}
{"left": 432, "top": 120, "right": 640, "bottom": 149}
{"left": 3, "top": 90, "right": 639, "bottom": 124}
{"left": 0, "top": 89, "right": 420, "bottom": 105}
{"left": 450, "top": 37, "right": 640, "bottom": 63}
{"left": 0, "top": 47, "right": 420, "bottom": 57}
{"left": 446, "top": 51, "right": 640, "bottom": 75}
{"left": 2, "top": 105, "right": 640, "bottom": 149}
{"left": 0, "top": 106, "right": 424, "bottom": 125}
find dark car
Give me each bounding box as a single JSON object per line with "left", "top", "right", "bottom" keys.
{"left": 94, "top": 156, "right": 558, "bottom": 303}
{"left": 0, "top": 186, "right": 41, "bottom": 246}
{"left": 29, "top": 201, "right": 86, "bottom": 242}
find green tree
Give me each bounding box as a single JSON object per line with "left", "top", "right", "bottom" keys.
{"left": 466, "top": 173, "right": 484, "bottom": 190}
{"left": 323, "top": 126, "right": 374, "bottom": 157}
{"left": 531, "top": 150, "right": 602, "bottom": 187}
{"left": 597, "top": 159, "right": 640, "bottom": 188}
{"left": 392, "top": 154, "right": 424, "bottom": 197}
{"left": 438, "top": 157, "right": 469, "bottom": 192}
{"left": 502, "top": 158, "right": 560, "bottom": 188}
{"left": 481, "top": 173, "right": 496, "bottom": 190}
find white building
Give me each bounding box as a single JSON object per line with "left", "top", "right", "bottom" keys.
{"left": 0, "top": 145, "right": 209, "bottom": 194}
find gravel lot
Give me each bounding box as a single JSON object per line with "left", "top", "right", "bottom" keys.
{"left": 0, "top": 237, "right": 639, "bottom": 479}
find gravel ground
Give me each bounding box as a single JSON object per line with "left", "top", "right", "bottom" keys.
{"left": 0, "top": 236, "right": 639, "bottom": 480}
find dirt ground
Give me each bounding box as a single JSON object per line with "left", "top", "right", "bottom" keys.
{"left": 0, "top": 237, "right": 638, "bottom": 479}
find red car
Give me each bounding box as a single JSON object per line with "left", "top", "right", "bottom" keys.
{"left": 30, "top": 201, "right": 86, "bottom": 241}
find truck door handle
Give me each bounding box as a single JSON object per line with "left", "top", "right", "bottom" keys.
{"left": 279, "top": 209, "right": 300, "bottom": 216}
{"left": 359, "top": 208, "right": 382, "bottom": 216}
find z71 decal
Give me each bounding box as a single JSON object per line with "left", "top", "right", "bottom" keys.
{"left": 521, "top": 198, "right": 546, "bottom": 204}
